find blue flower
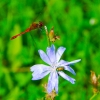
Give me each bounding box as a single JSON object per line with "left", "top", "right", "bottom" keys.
{"left": 30, "top": 45, "right": 81, "bottom": 93}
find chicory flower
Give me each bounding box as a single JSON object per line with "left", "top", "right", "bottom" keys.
{"left": 30, "top": 45, "right": 81, "bottom": 93}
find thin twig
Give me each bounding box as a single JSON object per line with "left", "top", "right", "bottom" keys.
{"left": 90, "top": 93, "right": 98, "bottom": 100}
{"left": 44, "top": 26, "right": 50, "bottom": 46}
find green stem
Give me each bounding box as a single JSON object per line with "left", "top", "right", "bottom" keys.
{"left": 44, "top": 26, "right": 50, "bottom": 46}
{"left": 90, "top": 93, "right": 98, "bottom": 100}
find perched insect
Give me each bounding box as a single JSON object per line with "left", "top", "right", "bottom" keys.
{"left": 11, "top": 21, "right": 44, "bottom": 40}
{"left": 56, "top": 67, "right": 64, "bottom": 71}
{"left": 49, "top": 27, "right": 60, "bottom": 42}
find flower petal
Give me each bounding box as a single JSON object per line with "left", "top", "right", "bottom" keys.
{"left": 66, "top": 59, "right": 81, "bottom": 65}
{"left": 30, "top": 64, "right": 51, "bottom": 80}
{"left": 32, "top": 70, "right": 50, "bottom": 80}
{"left": 64, "top": 66, "right": 76, "bottom": 75}
{"left": 38, "top": 50, "right": 51, "bottom": 65}
{"left": 47, "top": 71, "right": 58, "bottom": 93}
{"left": 47, "top": 45, "right": 56, "bottom": 63}
{"left": 57, "top": 60, "right": 68, "bottom": 66}
{"left": 58, "top": 71, "right": 75, "bottom": 84}
{"left": 55, "top": 73, "right": 59, "bottom": 93}
{"left": 56, "top": 46, "right": 66, "bottom": 62}
{"left": 58, "top": 59, "right": 81, "bottom": 66}
{"left": 57, "top": 60, "right": 76, "bottom": 75}
{"left": 30, "top": 64, "right": 50, "bottom": 72}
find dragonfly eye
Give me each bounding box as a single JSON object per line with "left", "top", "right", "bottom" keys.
{"left": 39, "top": 22, "right": 44, "bottom": 27}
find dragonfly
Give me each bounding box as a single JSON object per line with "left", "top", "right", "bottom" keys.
{"left": 11, "top": 21, "right": 44, "bottom": 40}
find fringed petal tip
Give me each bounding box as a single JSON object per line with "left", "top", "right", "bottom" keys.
{"left": 30, "top": 66, "right": 35, "bottom": 72}
{"left": 71, "top": 79, "right": 76, "bottom": 84}
{"left": 56, "top": 46, "right": 66, "bottom": 62}
{"left": 77, "top": 59, "right": 81, "bottom": 62}
{"left": 66, "top": 59, "right": 81, "bottom": 65}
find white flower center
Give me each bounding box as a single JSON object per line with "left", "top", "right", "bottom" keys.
{"left": 50, "top": 62, "right": 65, "bottom": 72}
{"left": 50, "top": 62, "right": 58, "bottom": 72}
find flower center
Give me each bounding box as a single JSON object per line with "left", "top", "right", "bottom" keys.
{"left": 51, "top": 62, "right": 57, "bottom": 67}
{"left": 50, "top": 62, "right": 57, "bottom": 72}
{"left": 50, "top": 62, "right": 65, "bottom": 72}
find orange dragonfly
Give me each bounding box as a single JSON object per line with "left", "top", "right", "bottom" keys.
{"left": 11, "top": 21, "right": 44, "bottom": 40}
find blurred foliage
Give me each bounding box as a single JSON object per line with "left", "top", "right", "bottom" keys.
{"left": 0, "top": 0, "right": 100, "bottom": 100}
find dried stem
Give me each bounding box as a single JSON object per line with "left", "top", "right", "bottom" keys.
{"left": 42, "top": 83, "right": 57, "bottom": 100}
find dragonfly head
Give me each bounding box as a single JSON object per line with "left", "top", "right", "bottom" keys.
{"left": 39, "top": 21, "right": 44, "bottom": 28}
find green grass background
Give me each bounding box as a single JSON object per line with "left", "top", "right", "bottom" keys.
{"left": 0, "top": 0, "right": 100, "bottom": 100}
